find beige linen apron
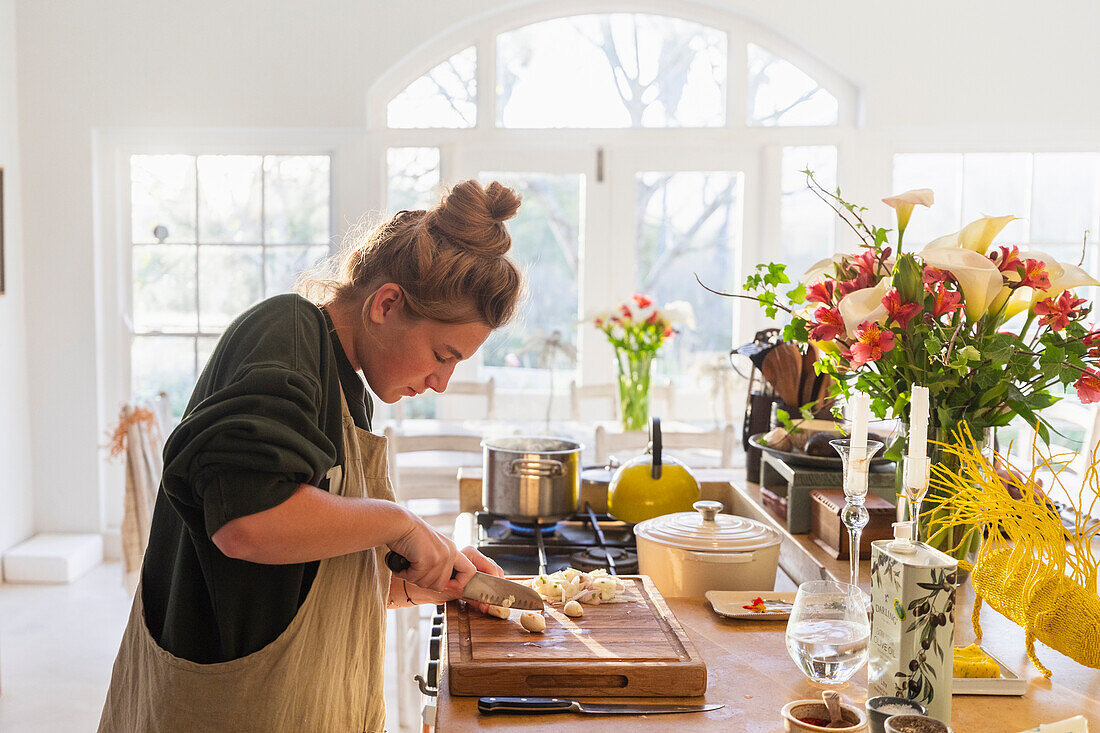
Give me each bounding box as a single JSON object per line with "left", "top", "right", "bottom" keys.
{"left": 98, "top": 388, "right": 396, "bottom": 733}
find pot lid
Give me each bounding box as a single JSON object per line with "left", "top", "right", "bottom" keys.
{"left": 634, "top": 501, "right": 782, "bottom": 552}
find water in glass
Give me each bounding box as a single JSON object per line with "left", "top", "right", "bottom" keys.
{"left": 785, "top": 580, "right": 870, "bottom": 685}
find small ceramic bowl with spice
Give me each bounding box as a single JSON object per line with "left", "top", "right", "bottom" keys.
{"left": 781, "top": 699, "right": 868, "bottom": 732}
{"left": 884, "top": 714, "right": 952, "bottom": 733}
{"left": 865, "top": 697, "right": 928, "bottom": 733}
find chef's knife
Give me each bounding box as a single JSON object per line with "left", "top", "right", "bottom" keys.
{"left": 384, "top": 551, "right": 543, "bottom": 610}
{"left": 478, "top": 697, "right": 724, "bottom": 715}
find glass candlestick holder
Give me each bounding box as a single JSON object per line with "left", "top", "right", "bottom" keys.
{"left": 902, "top": 455, "right": 932, "bottom": 542}
{"left": 830, "top": 438, "right": 885, "bottom": 595}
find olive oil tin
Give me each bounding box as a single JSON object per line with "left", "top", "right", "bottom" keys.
{"left": 868, "top": 539, "right": 958, "bottom": 723}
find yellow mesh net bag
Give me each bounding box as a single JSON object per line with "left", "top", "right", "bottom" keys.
{"left": 926, "top": 424, "right": 1100, "bottom": 677}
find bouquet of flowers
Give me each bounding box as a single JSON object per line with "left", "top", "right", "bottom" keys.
{"left": 737, "top": 174, "right": 1100, "bottom": 446}
{"left": 592, "top": 294, "right": 695, "bottom": 430}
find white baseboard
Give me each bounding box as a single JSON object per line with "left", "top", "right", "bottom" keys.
{"left": 2, "top": 533, "right": 104, "bottom": 583}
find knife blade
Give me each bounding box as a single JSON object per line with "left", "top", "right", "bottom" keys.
{"left": 478, "top": 697, "right": 724, "bottom": 715}
{"left": 384, "top": 551, "right": 543, "bottom": 610}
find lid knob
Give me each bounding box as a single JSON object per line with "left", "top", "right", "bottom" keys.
{"left": 693, "top": 500, "right": 723, "bottom": 523}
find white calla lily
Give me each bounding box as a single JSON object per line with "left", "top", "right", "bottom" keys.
{"left": 923, "top": 215, "right": 1018, "bottom": 255}
{"left": 882, "top": 189, "right": 934, "bottom": 240}
{"left": 1049, "top": 261, "right": 1100, "bottom": 294}
{"left": 802, "top": 254, "right": 846, "bottom": 285}
{"left": 921, "top": 247, "right": 1003, "bottom": 320}
{"left": 662, "top": 300, "right": 697, "bottom": 330}
{"left": 838, "top": 280, "right": 890, "bottom": 337}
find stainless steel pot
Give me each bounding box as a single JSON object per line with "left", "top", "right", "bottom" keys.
{"left": 482, "top": 436, "right": 582, "bottom": 522}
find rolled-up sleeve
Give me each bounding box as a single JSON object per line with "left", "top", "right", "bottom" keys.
{"left": 161, "top": 363, "right": 339, "bottom": 538}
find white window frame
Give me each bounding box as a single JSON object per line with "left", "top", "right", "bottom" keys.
{"left": 364, "top": 1, "right": 861, "bottom": 387}
{"left": 93, "top": 128, "right": 353, "bottom": 534}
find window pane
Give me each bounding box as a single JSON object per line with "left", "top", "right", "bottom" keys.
{"left": 132, "top": 335, "right": 196, "bottom": 416}
{"left": 892, "top": 154, "right": 962, "bottom": 246}
{"left": 962, "top": 153, "right": 1031, "bottom": 243}
{"left": 265, "top": 245, "right": 330, "bottom": 297}
{"left": 498, "top": 14, "right": 726, "bottom": 128}
{"left": 197, "top": 155, "right": 262, "bottom": 243}
{"left": 198, "top": 245, "right": 263, "bottom": 331}
{"left": 197, "top": 335, "right": 220, "bottom": 376}
{"left": 781, "top": 146, "right": 837, "bottom": 283}
{"left": 387, "top": 47, "right": 476, "bottom": 128}
{"left": 636, "top": 171, "right": 743, "bottom": 376}
{"left": 132, "top": 244, "right": 197, "bottom": 333}
{"left": 387, "top": 148, "right": 441, "bottom": 211}
{"left": 131, "top": 155, "right": 196, "bottom": 244}
{"left": 264, "top": 155, "right": 331, "bottom": 244}
{"left": 478, "top": 172, "right": 582, "bottom": 381}
{"left": 747, "top": 44, "right": 839, "bottom": 127}
{"left": 1032, "top": 153, "right": 1099, "bottom": 243}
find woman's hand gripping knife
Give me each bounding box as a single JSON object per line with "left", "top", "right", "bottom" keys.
{"left": 211, "top": 482, "right": 504, "bottom": 614}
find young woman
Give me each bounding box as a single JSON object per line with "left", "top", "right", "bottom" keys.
{"left": 98, "top": 180, "right": 524, "bottom": 732}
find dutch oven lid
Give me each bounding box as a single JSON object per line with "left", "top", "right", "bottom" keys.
{"left": 634, "top": 500, "right": 782, "bottom": 552}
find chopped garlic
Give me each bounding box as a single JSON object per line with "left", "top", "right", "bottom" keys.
{"left": 519, "top": 611, "right": 546, "bottom": 633}
{"left": 563, "top": 600, "right": 584, "bottom": 617}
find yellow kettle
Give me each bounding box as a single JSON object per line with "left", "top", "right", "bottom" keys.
{"left": 607, "top": 417, "right": 701, "bottom": 524}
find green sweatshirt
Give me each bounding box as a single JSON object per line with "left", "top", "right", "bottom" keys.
{"left": 141, "top": 293, "right": 373, "bottom": 663}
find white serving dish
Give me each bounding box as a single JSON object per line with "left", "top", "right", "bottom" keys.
{"left": 635, "top": 500, "right": 782, "bottom": 598}
{"left": 952, "top": 648, "right": 1028, "bottom": 696}
{"left": 705, "top": 590, "right": 797, "bottom": 620}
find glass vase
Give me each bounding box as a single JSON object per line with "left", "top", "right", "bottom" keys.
{"left": 615, "top": 348, "right": 655, "bottom": 432}
{"left": 895, "top": 423, "right": 990, "bottom": 572}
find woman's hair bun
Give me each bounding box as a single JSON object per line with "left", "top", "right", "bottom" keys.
{"left": 429, "top": 179, "right": 521, "bottom": 257}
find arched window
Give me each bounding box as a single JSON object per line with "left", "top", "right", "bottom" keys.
{"left": 370, "top": 5, "right": 859, "bottom": 416}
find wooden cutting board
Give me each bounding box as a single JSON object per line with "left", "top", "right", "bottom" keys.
{"left": 446, "top": 575, "right": 707, "bottom": 697}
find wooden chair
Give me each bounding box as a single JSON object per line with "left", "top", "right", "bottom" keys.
{"left": 569, "top": 381, "right": 617, "bottom": 421}
{"left": 392, "top": 378, "right": 496, "bottom": 423}
{"left": 1007, "top": 401, "right": 1100, "bottom": 481}
{"left": 593, "top": 423, "right": 737, "bottom": 468}
{"left": 383, "top": 426, "right": 486, "bottom": 729}
{"left": 569, "top": 379, "right": 676, "bottom": 421}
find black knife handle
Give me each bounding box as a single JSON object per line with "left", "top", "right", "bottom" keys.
{"left": 478, "top": 698, "right": 574, "bottom": 714}
{"left": 385, "top": 550, "right": 457, "bottom": 579}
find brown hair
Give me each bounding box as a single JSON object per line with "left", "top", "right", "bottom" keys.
{"left": 299, "top": 180, "right": 524, "bottom": 328}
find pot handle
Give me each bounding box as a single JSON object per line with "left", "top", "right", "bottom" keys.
{"left": 508, "top": 458, "right": 565, "bottom": 478}
{"left": 650, "top": 416, "right": 662, "bottom": 480}
{"left": 683, "top": 550, "right": 755, "bottom": 564}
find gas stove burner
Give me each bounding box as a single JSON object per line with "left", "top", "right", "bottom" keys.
{"left": 569, "top": 547, "right": 638, "bottom": 573}
{"left": 504, "top": 520, "right": 560, "bottom": 537}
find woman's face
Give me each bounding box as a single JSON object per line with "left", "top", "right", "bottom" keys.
{"left": 352, "top": 285, "right": 492, "bottom": 404}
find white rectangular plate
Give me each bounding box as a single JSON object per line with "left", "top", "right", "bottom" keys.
{"left": 953, "top": 648, "right": 1028, "bottom": 696}
{"left": 705, "top": 590, "right": 797, "bottom": 620}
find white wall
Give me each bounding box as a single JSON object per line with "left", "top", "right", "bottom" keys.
{"left": 0, "top": 0, "right": 33, "bottom": 553}
{"left": 12, "top": 0, "right": 1100, "bottom": 534}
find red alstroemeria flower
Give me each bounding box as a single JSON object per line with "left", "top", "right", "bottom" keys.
{"left": 849, "top": 321, "right": 896, "bottom": 368}
{"left": 1075, "top": 368, "right": 1100, "bottom": 404}
{"left": 881, "top": 288, "right": 921, "bottom": 329}
{"left": 1035, "top": 290, "right": 1088, "bottom": 331}
{"left": 646, "top": 311, "right": 660, "bottom": 324}
{"left": 1017, "top": 258, "right": 1052, "bottom": 290}
{"left": 837, "top": 271, "right": 877, "bottom": 296}
{"left": 662, "top": 326, "right": 673, "bottom": 337}
{"left": 632, "top": 293, "right": 653, "bottom": 309}
{"left": 990, "top": 245, "right": 1024, "bottom": 274}
{"left": 852, "top": 250, "right": 879, "bottom": 276}
{"left": 1084, "top": 328, "right": 1100, "bottom": 358}
{"left": 806, "top": 278, "right": 835, "bottom": 305}
{"left": 932, "top": 285, "right": 963, "bottom": 318}
{"left": 619, "top": 304, "right": 632, "bottom": 319}
{"left": 923, "top": 267, "right": 952, "bottom": 289}
{"left": 810, "top": 307, "right": 845, "bottom": 341}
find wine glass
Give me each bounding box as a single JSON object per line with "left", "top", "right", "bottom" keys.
{"left": 830, "top": 438, "right": 885, "bottom": 593}
{"left": 901, "top": 454, "right": 931, "bottom": 542}
{"left": 785, "top": 580, "right": 870, "bottom": 686}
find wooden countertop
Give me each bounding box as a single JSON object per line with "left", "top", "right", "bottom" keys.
{"left": 434, "top": 475, "right": 1100, "bottom": 731}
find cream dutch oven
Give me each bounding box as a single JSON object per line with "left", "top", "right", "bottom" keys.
{"left": 634, "top": 500, "right": 782, "bottom": 598}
